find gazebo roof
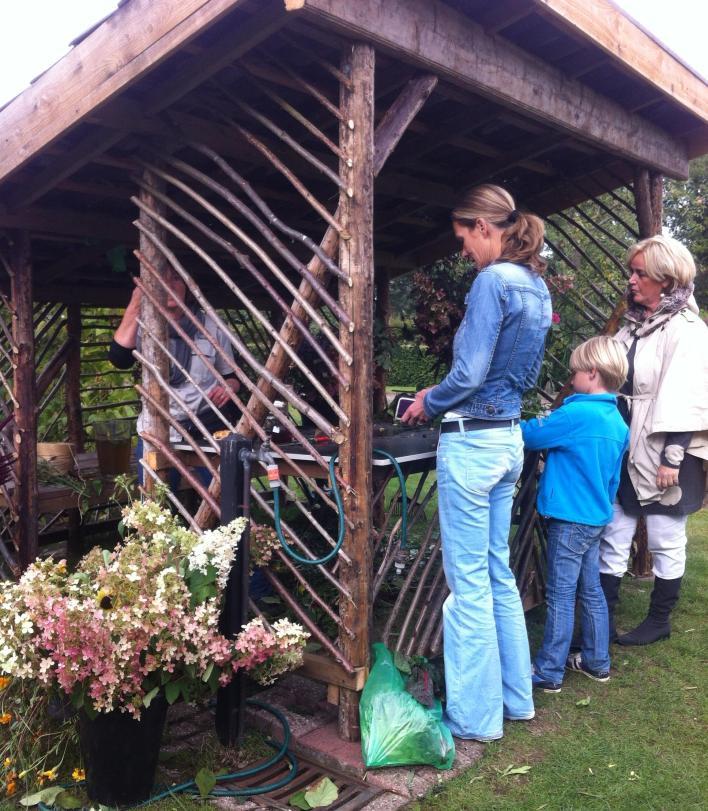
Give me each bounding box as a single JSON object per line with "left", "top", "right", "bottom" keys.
{"left": 0, "top": 0, "right": 706, "bottom": 304}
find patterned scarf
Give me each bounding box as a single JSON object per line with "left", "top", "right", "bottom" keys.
{"left": 625, "top": 283, "right": 695, "bottom": 336}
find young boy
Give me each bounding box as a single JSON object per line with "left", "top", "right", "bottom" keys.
{"left": 522, "top": 336, "right": 629, "bottom": 692}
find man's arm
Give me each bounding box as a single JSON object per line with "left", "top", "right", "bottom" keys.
{"left": 108, "top": 285, "right": 141, "bottom": 369}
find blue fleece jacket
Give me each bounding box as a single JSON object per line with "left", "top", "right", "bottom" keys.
{"left": 521, "top": 393, "right": 629, "bottom": 526}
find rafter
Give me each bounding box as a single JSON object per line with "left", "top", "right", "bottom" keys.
{"left": 284, "top": 0, "right": 689, "bottom": 177}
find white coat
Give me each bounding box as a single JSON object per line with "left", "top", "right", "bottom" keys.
{"left": 615, "top": 298, "right": 708, "bottom": 505}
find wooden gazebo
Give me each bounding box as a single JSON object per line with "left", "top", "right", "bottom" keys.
{"left": 0, "top": 0, "right": 706, "bottom": 740}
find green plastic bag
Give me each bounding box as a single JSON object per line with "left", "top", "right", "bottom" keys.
{"left": 360, "top": 643, "right": 455, "bottom": 769}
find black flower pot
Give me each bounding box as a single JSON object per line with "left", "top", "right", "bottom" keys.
{"left": 78, "top": 695, "right": 168, "bottom": 806}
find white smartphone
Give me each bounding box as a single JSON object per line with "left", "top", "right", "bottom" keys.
{"left": 394, "top": 396, "right": 416, "bottom": 421}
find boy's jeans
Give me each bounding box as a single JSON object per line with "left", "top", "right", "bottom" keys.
{"left": 534, "top": 519, "right": 610, "bottom": 684}
{"left": 437, "top": 425, "right": 533, "bottom": 740}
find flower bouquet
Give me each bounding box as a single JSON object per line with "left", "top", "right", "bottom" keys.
{"left": 0, "top": 498, "right": 308, "bottom": 719}
{"left": 0, "top": 497, "right": 309, "bottom": 804}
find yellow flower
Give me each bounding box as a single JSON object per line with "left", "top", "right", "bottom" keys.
{"left": 0, "top": 713, "right": 12, "bottom": 725}
{"left": 71, "top": 767, "right": 86, "bottom": 782}
{"left": 3, "top": 757, "right": 11, "bottom": 768}
{"left": 96, "top": 588, "right": 113, "bottom": 610}
{"left": 0, "top": 676, "right": 11, "bottom": 691}
{"left": 38, "top": 766, "right": 58, "bottom": 783}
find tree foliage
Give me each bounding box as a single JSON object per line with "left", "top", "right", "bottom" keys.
{"left": 664, "top": 155, "right": 707, "bottom": 308}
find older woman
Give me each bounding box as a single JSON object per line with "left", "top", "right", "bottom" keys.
{"left": 403, "top": 184, "right": 551, "bottom": 741}
{"left": 600, "top": 235, "right": 708, "bottom": 646}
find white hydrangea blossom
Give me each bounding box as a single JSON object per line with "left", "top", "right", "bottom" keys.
{"left": 187, "top": 517, "right": 248, "bottom": 590}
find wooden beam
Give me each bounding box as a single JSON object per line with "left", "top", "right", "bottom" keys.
{"left": 9, "top": 232, "right": 38, "bottom": 569}
{"left": 5, "top": 1, "right": 287, "bottom": 206}
{"left": 336, "top": 41, "right": 375, "bottom": 742}
{"left": 0, "top": 0, "right": 235, "bottom": 179}
{"left": 298, "top": 653, "right": 367, "bottom": 691}
{"left": 284, "top": 0, "right": 690, "bottom": 178}
{"left": 477, "top": 0, "right": 535, "bottom": 34}
{"left": 0, "top": 209, "right": 135, "bottom": 243}
{"left": 373, "top": 74, "right": 438, "bottom": 176}
{"left": 534, "top": 0, "right": 708, "bottom": 124}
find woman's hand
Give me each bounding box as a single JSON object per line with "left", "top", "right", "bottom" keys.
{"left": 401, "top": 388, "right": 432, "bottom": 425}
{"left": 656, "top": 464, "right": 679, "bottom": 490}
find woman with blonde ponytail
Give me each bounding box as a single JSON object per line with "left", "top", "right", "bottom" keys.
{"left": 403, "top": 184, "right": 551, "bottom": 741}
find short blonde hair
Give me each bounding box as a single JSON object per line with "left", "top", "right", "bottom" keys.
{"left": 452, "top": 184, "right": 547, "bottom": 274}
{"left": 570, "top": 336, "right": 628, "bottom": 392}
{"left": 626, "top": 235, "right": 696, "bottom": 291}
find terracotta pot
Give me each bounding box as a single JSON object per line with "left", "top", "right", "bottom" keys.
{"left": 37, "top": 442, "right": 75, "bottom": 474}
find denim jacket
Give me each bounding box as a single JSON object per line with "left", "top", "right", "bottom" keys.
{"left": 424, "top": 261, "right": 551, "bottom": 419}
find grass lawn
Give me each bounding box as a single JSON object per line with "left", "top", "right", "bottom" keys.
{"left": 409, "top": 511, "right": 708, "bottom": 811}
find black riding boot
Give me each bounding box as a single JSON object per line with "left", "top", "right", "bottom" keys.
{"left": 617, "top": 576, "right": 682, "bottom": 646}
{"left": 600, "top": 573, "right": 622, "bottom": 644}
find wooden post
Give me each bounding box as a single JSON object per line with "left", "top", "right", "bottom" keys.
{"left": 10, "top": 231, "right": 38, "bottom": 569}
{"left": 337, "top": 42, "right": 375, "bottom": 741}
{"left": 631, "top": 167, "right": 663, "bottom": 577}
{"left": 373, "top": 268, "right": 391, "bottom": 415}
{"left": 65, "top": 303, "right": 84, "bottom": 452}
{"left": 138, "top": 170, "right": 171, "bottom": 491}
{"left": 65, "top": 303, "right": 84, "bottom": 560}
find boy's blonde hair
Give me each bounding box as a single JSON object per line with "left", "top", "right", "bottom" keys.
{"left": 569, "top": 336, "right": 628, "bottom": 392}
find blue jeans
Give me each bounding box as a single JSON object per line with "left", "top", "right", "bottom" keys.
{"left": 534, "top": 519, "right": 610, "bottom": 685}
{"left": 437, "top": 424, "right": 533, "bottom": 740}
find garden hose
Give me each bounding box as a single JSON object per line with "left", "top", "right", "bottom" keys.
{"left": 273, "top": 447, "right": 408, "bottom": 565}
{"left": 38, "top": 700, "right": 297, "bottom": 810}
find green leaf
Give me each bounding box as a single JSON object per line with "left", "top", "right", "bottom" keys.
{"left": 500, "top": 764, "right": 532, "bottom": 777}
{"left": 202, "top": 661, "right": 214, "bottom": 683}
{"left": 304, "top": 777, "right": 339, "bottom": 808}
{"left": 576, "top": 696, "right": 591, "bottom": 706}
{"left": 102, "top": 549, "right": 112, "bottom": 567}
{"left": 205, "top": 665, "right": 219, "bottom": 693}
{"left": 20, "top": 787, "right": 66, "bottom": 807}
{"left": 393, "top": 650, "right": 411, "bottom": 674}
{"left": 195, "top": 767, "right": 217, "bottom": 799}
{"left": 54, "top": 791, "right": 84, "bottom": 809}
{"left": 260, "top": 595, "right": 282, "bottom": 605}
{"left": 289, "top": 788, "right": 312, "bottom": 810}
{"left": 143, "top": 686, "right": 160, "bottom": 708}
{"left": 165, "top": 680, "right": 182, "bottom": 704}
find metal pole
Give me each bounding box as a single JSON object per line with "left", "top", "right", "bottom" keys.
{"left": 215, "top": 433, "right": 252, "bottom": 747}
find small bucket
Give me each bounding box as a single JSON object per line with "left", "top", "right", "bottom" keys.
{"left": 37, "top": 442, "right": 75, "bottom": 474}
{"left": 93, "top": 420, "right": 133, "bottom": 477}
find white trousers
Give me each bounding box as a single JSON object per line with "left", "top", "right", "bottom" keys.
{"left": 599, "top": 502, "right": 687, "bottom": 580}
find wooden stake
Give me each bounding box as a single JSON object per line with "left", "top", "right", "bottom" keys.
{"left": 10, "top": 231, "right": 38, "bottom": 569}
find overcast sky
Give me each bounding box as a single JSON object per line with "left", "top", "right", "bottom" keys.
{"left": 0, "top": 0, "right": 706, "bottom": 108}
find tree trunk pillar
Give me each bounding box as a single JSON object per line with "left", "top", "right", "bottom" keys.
{"left": 632, "top": 168, "right": 663, "bottom": 577}
{"left": 337, "top": 42, "right": 375, "bottom": 741}
{"left": 10, "top": 231, "right": 38, "bottom": 570}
